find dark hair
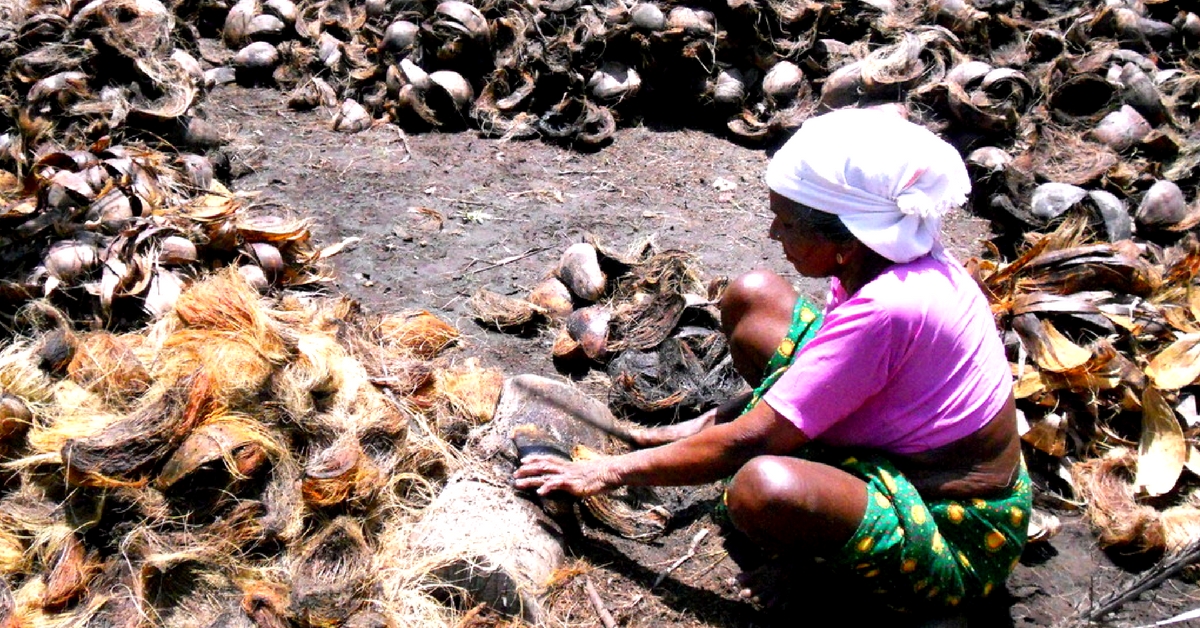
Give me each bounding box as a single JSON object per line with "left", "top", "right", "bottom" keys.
{"left": 778, "top": 197, "right": 856, "bottom": 244}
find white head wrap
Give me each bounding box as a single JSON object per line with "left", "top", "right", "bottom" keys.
{"left": 764, "top": 108, "right": 971, "bottom": 264}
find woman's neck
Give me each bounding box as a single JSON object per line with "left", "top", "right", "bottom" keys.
{"left": 836, "top": 252, "right": 895, "bottom": 296}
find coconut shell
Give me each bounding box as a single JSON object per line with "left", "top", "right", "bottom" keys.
{"left": 1088, "top": 104, "right": 1152, "bottom": 153}
{"left": 762, "top": 61, "right": 804, "bottom": 105}
{"left": 551, "top": 327, "right": 587, "bottom": 366}
{"left": 0, "top": 394, "right": 32, "bottom": 446}
{"left": 1135, "top": 179, "right": 1188, "bottom": 231}
{"left": 630, "top": 3, "right": 664, "bottom": 30}
{"left": 589, "top": 62, "right": 641, "bottom": 102}
{"left": 234, "top": 41, "right": 280, "bottom": 73}
{"left": 557, "top": 242, "right": 606, "bottom": 302}
{"left": 382, "top": 20, "right": 419, "bottom": 53}
{"left": 1031, "top": 182, "right": 1088, "bottom": 221}
{"left": 37, "top": 328, "right": 78, "bottom": 375}
{"left": 333, "top": 99, "right": 371, "bottom": 133}
{"left": 528, "top": 277, "right": 574, "bottom": 319}
{"left": 565, "top": 305, "right": 611, "bottom": 361}
{"left": 1119, "top": 63, "right": 1168, "bottom": 126}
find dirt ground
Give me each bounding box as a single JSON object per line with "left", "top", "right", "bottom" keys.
{"left": 207, "top": 83, "right": 1200, "bottom": 627}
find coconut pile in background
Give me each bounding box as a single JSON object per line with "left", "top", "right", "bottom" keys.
{"left": 0, "top": 267, "right": 506, "bottom": 627}
{"left": 471, "top": 237, "right": 745, "bottom": 420}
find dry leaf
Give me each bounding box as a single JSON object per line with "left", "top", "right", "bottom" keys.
{"left": 1135, "top": 387, "right": 1187, "bottom": 497}
{"left": 1022, "top": 412, "right": 1067, "bottom": 457}
{"left": 1013, "top": 314, "right": 1092, "bottom": 373}
{"left": 1146, "top": 333, "right": 1200, "bottom": 390}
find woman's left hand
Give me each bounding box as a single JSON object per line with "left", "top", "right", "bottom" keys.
{"left": 513, "top": 454, "right": 621, "bottom": 498}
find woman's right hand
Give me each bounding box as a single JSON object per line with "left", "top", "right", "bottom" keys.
{"left": 513, "top": 453, "right": 622, "bottom": 498}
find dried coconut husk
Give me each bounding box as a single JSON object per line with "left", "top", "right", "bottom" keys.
{"left": 1071, "top": 448, "right": 1166, "bottom": 552}
{"left": 302, "top": 435, "right": 383, "bottom": 508}
{"left": 65, "top": 332, "right": 151, "bottom": 406}
{"left": 470, "top": 289, "right": 546, "bottom": 332}
{"left": 572, "top": 444, "right": 668, "bottom": 540}
{"left": 431, "top": 358, "right": 503, "bottom": 444}
{"left": 1029, "top": 128, "right": 1119, "bottom": 187}
{"left": 290, "top": 516, "right": 373, "bottom": 626}
{"left": 38, "top": 528, "right": 93, "bottom": 612}
{"left": 155, "top": 413, "right": 282, "bottom": 493}
{"left": 370, "top": 311, "right": 459, "bottom": 360}
{"left": 61, "top": 372, "right": 217, "bottom": 488}
{"left": 0, "top": 578, "right": 14, "bottom": 628}
{"left": 607, "top": 328, "right": 741, "bottom": 417}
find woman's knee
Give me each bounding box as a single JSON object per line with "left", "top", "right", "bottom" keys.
{"left": 719, "top": 270, "right": 796, "bottom": 333}
{"left": 726, "top": 456, "right": 809, "bottom": 529}
{"left": 720, "top": 271, "right": 797, "bottom": 384}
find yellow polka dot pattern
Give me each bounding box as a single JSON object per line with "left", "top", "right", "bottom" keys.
{"left": 777, "top": 337, "right": 795, "bottom": 358}
{"left": 817, "top": 453, "right": 1033, "bottom": 613}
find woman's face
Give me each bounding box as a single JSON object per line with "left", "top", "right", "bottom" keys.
{"left": 768, "top": 192, "right": 842, "bottom": 278}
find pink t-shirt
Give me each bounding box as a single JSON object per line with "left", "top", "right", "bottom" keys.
{"left": 762, "top": 254, "right": 1011, "bottom": 455}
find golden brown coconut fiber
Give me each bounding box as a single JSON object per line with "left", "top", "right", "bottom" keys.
{"left": 290, "top": 517, "right": 373, "bottom": 626}
{"left": 61, "top": 372, "right": 219, "bottom": 488}
{"left": 433, "top": 358, "right": 504, "bottom": 428}
{"left": 1071, "top": 448, "right": 1165, "bottom": 552}
{"left": 372, "top": 311, "right": 460, "bottom": 360}
{"left": 66, "top": 331, "right": 152, "bottom": 406}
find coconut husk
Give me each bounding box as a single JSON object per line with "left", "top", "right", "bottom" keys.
{"left": 0, "top": 578, "right": 14, "bottom": 628}
{"left": 290, "top": 517, "right": 373, "bottom": 626}
{"left": 607, "top": 328, "right": 741, "bottom": 418}
{"left": 572, "top": 444, "right": 669, "bottom": 540}
{"left": 65, "top": 332, "right": 152, "bottom": 406}
{"left": 432, "top": 358, "right": 504, "bottom": 435}
{"left": 1028, "top": 128, "right": 1120, "bottom": 187}
{"left": 370, "top": 311, "right": 460, "bottom": 360}
{"left": 155, "top": 414, "right": 280, "bottom": 493}
{"left": 61, "top": 371, "right": 217, "bottom": 488}
{"left": 39, "top": 529, "right": 93, "bottom": 612}
{"left": 1071, "top": 448, "right": 1165, "bottom": 552}
{"left": 302, "top": 435, "right": 383, "bottom": 508}
{"left": 470, "top": 289, "right": 546, "bottom": 332}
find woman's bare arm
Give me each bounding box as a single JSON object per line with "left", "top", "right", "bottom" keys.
{"left": 514, "top": 399, "right": 807, "bottom": 497}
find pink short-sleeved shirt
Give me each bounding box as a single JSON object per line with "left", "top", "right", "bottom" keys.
{"left": 762, "top": 254, "right": 1012, "bottom": 455}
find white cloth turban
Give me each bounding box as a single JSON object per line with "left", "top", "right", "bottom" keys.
{"left": 764, "top": 108, "right": 971, "bottom": 264}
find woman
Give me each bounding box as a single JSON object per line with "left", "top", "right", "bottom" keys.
{"left": 514, "top": 108, "right": 1031, "bottom": 611}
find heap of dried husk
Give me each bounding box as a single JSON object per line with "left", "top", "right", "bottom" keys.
{"left": 970, "top": 212, "right": 1200, "bottom": 555}
{"left": 472, "top": 236, "right": 742, "bottom": 420}
{"left": 0, "top": 267, "right": 508, "bottom": 627}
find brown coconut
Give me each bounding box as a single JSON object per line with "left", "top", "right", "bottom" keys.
{"left": 528, "top": 277, "right": 574, "bottom": 319}
{"left": 557, "top": 242, "right": 606, "bottom": 302}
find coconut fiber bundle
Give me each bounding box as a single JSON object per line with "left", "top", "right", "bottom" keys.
{"left": 0, "top": 267, "right": 506, "bottom": 627}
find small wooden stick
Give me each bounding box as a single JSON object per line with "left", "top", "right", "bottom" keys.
{"left": 583, "top": 577, "right": 617, "bottom": 628}
{"left": 652, "top": 528, "right": 710, "bottom": 588}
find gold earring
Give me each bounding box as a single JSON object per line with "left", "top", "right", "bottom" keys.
{"left": 836, "top": 253, "right": 845, "bottom": 265}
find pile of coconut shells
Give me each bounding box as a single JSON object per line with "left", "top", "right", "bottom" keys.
{"left": 471, "top": 237, "right": 744, "bottom": 419}
{"left": 0, "top": 267, "right": 508, "bottom": 627}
